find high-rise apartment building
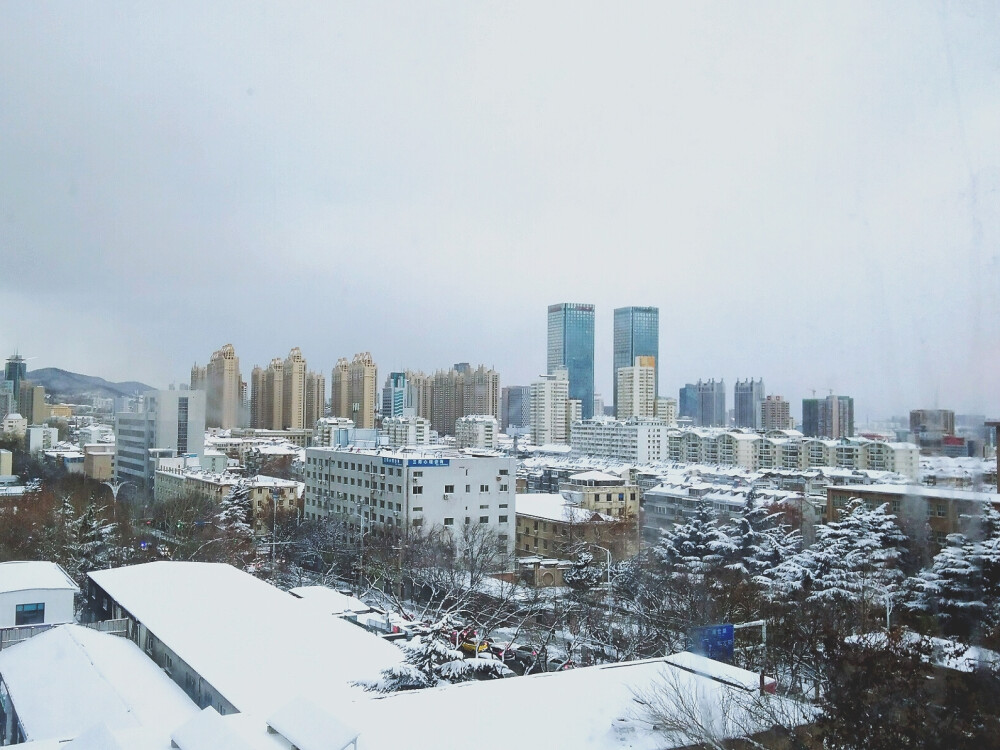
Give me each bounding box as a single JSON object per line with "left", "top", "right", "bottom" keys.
{"left": 530, "top": 369, "right": 569, "bottom": 445}
{"left": 462, "top": 365, "right": 499, "bottom": 422}
{"left": 304, "top": 370, "right": 326, "bottom": 428}
{"left": 734, "top": 378, "right": 764, "bottom": 430}
{"left": 114, "top": 389, "right": 205, "bottom": 488}
{"left": 616, "top": 356, "right": 657, "bottom": 419}
{"left": 330, "top": 358, "right": 349, "bottom": 421}
{"left": 193, "top": 344, "right": 245, "bottom": 429}
{"left": 334, "top": 352, "right": 377, "bottom": 429}
{"left": 613, "top": 306, "right": 659, "bottom": 415}
{"left": 547, "top": 303, "right": 595, "bottom": 419}
{"left": 501, "top": 386, "right": 531, "bottom": 431}
{"left": 761, "top": 395, "right": 793, "bottom": 431}
{"left": 909, "top": 409, "right": 956, "bottom": 436}
{"left": 802, "top": 395, "right": 854, "bottom": 438}
{"left": 405, "top": 371, "right": 434, "bottom": 421}
{"left": 330, "top": 354, "right": 377, "bottom": 429}
{"left": 250, "top": 358, "right": 283, "bottom": 430}
{"left": 696, "top": 379, "right": 727, "bottom": 427}
{"left": 456, "top": 414, "right": 499, "bottom": 450}
{"left": 281, "top": 347, "right": 307, "bottom": 430}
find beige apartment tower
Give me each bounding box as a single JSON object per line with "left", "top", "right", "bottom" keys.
{"left": 331, "top": 353, "right": 377, "bottom": 429}
{"left": 282, "top": 347, "right": 307, "bottom": 429}
{"left": 616, "top": 356, "right": 656, "bottom": 419}
{"left": 191, "top": 344, "right": 246, "bottom": 429}
{"left": 305, "top": 370, "right": 326, "bottom": 429}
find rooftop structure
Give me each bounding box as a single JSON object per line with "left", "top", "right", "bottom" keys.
{"left": 87, "top": 562, "right": 402, "bottom": 716}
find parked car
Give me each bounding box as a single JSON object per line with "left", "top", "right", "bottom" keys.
{"left": 449, "top": 627, "right": 490, "bottom": 655}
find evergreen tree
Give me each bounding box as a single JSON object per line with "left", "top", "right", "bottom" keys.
{"left": 214, "top": 480, "right": 257, "bottom": 568}
{"left": 723, "top": 492, "right": 798, "bottom": 577}
{"left": 654, "top": 502, "right": 733, "bottom": 575}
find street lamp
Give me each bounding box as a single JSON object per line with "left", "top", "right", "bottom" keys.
{"left": 102, "top": 480, "right": 132, "bottom": 568}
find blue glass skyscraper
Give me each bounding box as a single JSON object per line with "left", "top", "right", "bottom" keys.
{"left": 547, "top": 303, "right": 595, "bottom": 419}
{"left": 613, "top": 307, "right": 659, "bottom": 416}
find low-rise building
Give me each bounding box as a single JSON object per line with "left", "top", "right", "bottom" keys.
{"left": 1, "top": 413, "right": 26, "bottom": 438}
{"left": 0, "top": 561, "right": 78, "bottom": 628}
{"left": 86, "top": 562, "right": 402, "bottom": 716}
{"left": 560, "top": 470, "right": 640, "bottom": 519}
{"left": 82, "top": 443, "right": 115, "bottom": 481}
{"left": 515, "top": 493, "right": 638, "bottom": 560}
{"left": 827, "top": 483, "right": 1000, "bottom": 546}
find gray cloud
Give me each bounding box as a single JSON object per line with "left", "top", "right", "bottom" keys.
{"left": 1, "top": 1, "right": 998, "bottom": 418}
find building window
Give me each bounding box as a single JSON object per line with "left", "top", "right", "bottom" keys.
{"left": 499, "top": 515, "right": 508, "bottom": 523}
{"left": 499, "top": 469, "right": 509, "bottom": 475}
{"left": 444, "top": 517, "right": 454, "bottom": 526}
{"left": 480, "top": 484, "right": 488, "bottom": 492}
{"left": 412, "top": 519, "right": 423, "bottom": 527}
{"left": 414, "top": 471, "right": 423, "bottom": 477}
{"left": 413, "top": 486, "right": 423, "bottom": 494}
{"left": 480, "top": 516, "right": 489, "bottom": 523}
{"left": 15, "top": 603, "right": 44, "bottom": 625}
{"left": 413, "top": 506, "right": 423, "bottom": 512}
{"left": 499, "top": 484, "right": 508, "bottom": 492}
{"left": 445, "top": 484, "right": 455, "bottom": 494}
{"left": 466, "top": 484, "right": 471, "bottom": 493}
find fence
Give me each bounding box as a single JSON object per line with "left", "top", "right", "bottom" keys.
{"left": 0, "top": 617, "right": 129, "bottom": 651}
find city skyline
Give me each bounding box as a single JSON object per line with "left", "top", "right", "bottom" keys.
{"left": 1, "top": 4, "right": 997, "bottom": 419}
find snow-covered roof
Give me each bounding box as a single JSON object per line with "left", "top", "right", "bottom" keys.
{"left": 664, "top": 651, "right": 776, "bottom": 691}
{"left": 88, "top": 562, "right": 402, "bottom": 716}
{"left": 345, "top": 655, "right": 806, "bottom": 750}
{"left": 515, "top": 493, "right": 615, "bottom": 523}
{"left": 289, "top": 585, "right": 371, "bottom": 615}
{"left": 0, "top": 624, "right": 197, "bottom": 742}
{"left": 267, "top": 697, "right": 360, "bottom": 750}
{"left": 0, "top": 560, "right": 78, "bottom": 595}
{"left": 567, "top": 470, "right": 625, "bottom": 484}
{"left": 832, "top": 483, "right": 1000, "bottom": 502}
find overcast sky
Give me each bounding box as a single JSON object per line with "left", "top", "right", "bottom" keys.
{"left": 2, "top": 2, "right": 998, "bottom": 421}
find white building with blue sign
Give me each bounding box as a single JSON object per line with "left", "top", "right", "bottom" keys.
{"left": 303, "top": 446, "right": 516, "bottom": 554}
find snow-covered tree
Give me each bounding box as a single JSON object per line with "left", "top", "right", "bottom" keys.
{"left": 73, "top": 503, "right": 116, "bottom": 577}
{"left": 722, "top": 493, "right": 799, "bottom": 577}
{"left": 905, "top": 506, "right": 1000, "bottom": 642}
{"left": 654, "top": 503, "right": 734, "bottom": 575}
{"left": 212, "top": 480, "right": 257, "bottom": 568}
{"left": 762, "top": 500, "right": 906, "bottom": 630}
{"left": 359, "top": 617, "right": 512, "bottom": 692}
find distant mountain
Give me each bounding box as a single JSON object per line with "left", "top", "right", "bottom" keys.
{"left": 26, "top": 368, "right": 157, "bottom": 401}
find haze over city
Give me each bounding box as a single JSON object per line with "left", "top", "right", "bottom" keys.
{"left": 2, "top": 2, "right": 998, "bottom": 419}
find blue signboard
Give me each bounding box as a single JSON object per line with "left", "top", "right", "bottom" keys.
{"left": 382, "top": 457, "right": 450, "bottom": 467}
{"left": 689, "top": 624, "right": 735, "bottom": 662}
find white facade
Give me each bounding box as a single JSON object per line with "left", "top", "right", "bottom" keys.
{"left": 455, "top": 414, "right": 499, "bottom": 450}
{"left": 114, "top": 389, "right": 206, "bottom": 488}
{"left": 383, "top": 416, "right": 431, "bottom": 447}
{"left": 530, "top": 370, "right": 568, "bottom": 445}
{"left": 616, "top": 358, "right": 656, "bottom": 419}
{"left": 655, "top": 397, "right": 678, "bottom": 426}
{"left": 570, "top": 417, "right": 671, "bottom": 463}
{"left": 0, "top": 561, "right": 78, "bottom": 628}
{"left": 304, "top": 447, "right": 515, "bottom": 555}
{"left": 313, "top": 417, "right": 357, "bottom": 447}
{"left": 78, "top": 424, "right": 115, "bottom": 447}
{"left": 26, "top": 425, "right": 59, "bottom": 453}
{"left": 1, "top": 413, "right": 26, "bottom": 438}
